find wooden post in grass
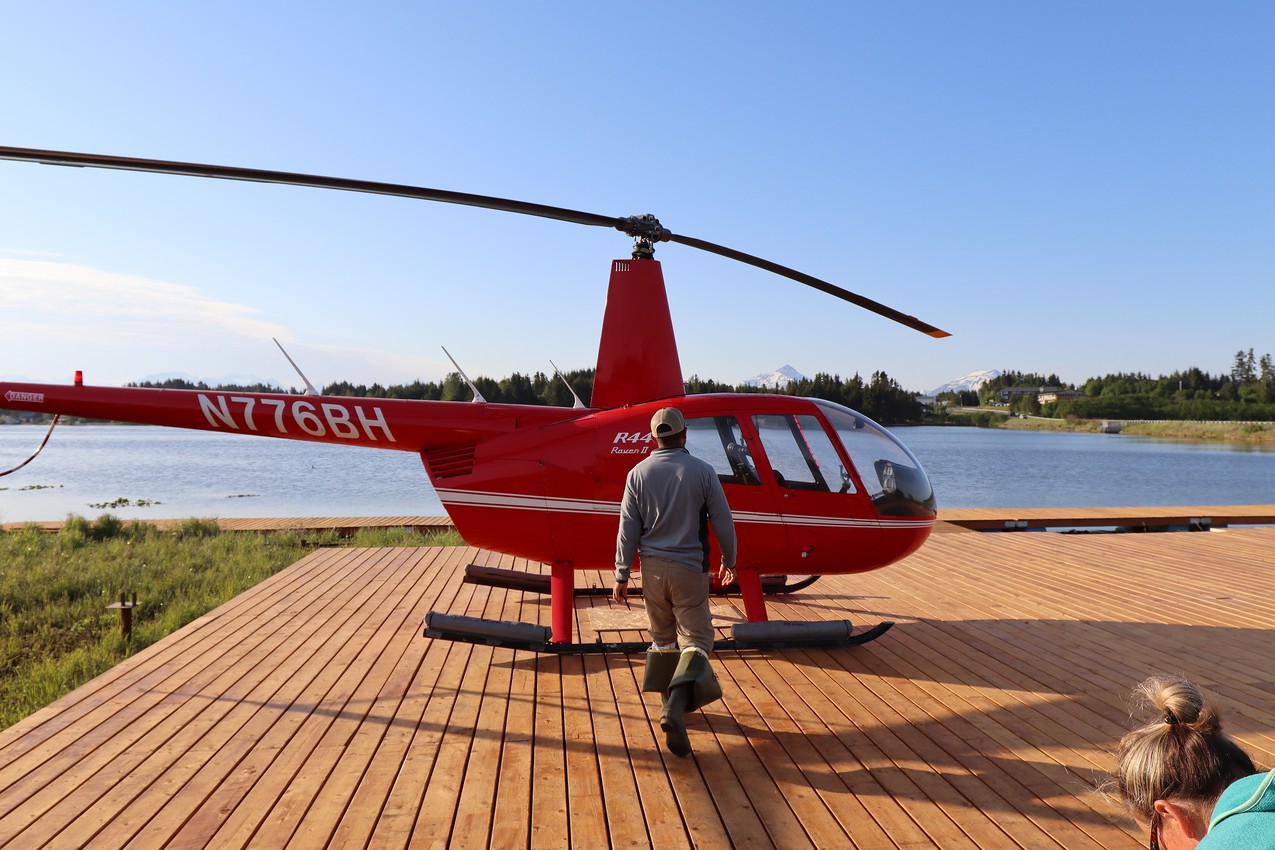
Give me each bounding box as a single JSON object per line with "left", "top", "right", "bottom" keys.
{"left": 107, "top": 592, "right": 137, "bottom": 639}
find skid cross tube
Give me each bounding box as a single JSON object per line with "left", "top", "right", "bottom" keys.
{"left": 462, "top": 563, "right": 818, "bottom": 598}
{"left": 463, "top": 564, "right": 648, "bottom": 597}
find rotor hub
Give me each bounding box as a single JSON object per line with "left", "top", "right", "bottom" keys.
{"left": 617, "top": 214, "right": 671, "bottom": 260}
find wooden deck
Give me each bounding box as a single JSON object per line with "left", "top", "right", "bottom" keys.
{"left": 4, "top": 527, "right": 1275, "bottom": 848}
{"left": 935, "top": 504, "right": 1275, "bottom": 533}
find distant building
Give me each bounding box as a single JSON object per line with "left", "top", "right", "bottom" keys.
{"left": 1037, "top": 390, "right": 1083, "bottom": 404}
{"left": 998, "top": 386, "right": 1056, "bottom": 402}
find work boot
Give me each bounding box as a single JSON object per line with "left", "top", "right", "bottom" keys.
{"left": 642, "top": 649, "right": 681, "bottom": 693}
{"left": 667, "top": 648, "right": 723, "bottom": 713}
{"left": 660, "top": 683, "right": 693, "bottom": 757}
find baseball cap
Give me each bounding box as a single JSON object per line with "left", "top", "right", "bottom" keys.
{"left": 650, "top": 407, "right": 686, "bottom": 437}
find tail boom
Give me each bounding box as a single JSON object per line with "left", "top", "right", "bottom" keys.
{"left": 1, "top": 382, "right": 578, "bottom": 452}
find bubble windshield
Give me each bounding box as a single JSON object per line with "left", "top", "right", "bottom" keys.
{"left": 813, "top": 399, "right": 936, "bottom": 516}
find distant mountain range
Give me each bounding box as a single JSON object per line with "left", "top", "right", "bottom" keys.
{"left": 743, "top": 365, "right": 807, "bottom": 389}
{"left": 741, "top": 365, "right": 1002, "bottom": 397}
{"left": 926, "top": 369, "right": 1000, "bottom": 397}
{"left": 138, "top": 371, "right": 283, "bottom": 388}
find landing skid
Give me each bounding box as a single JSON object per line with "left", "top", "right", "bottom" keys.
{"left": 452, "top": 564, "right": 887, "bottom": 651}
{"left": 423, "top": 611, "right": 894, "bottom": 655}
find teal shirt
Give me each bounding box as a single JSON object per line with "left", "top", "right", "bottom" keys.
{"left": 1199, "top": 769, "right": 1275, "bottom": 848}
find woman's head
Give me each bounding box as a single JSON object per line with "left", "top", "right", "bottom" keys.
{"left": 1115, "top": 675, "right": 1256, "bottom": 847}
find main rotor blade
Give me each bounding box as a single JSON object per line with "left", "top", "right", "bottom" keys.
{"left": 0, "top": 145, "right": 621, "bottom": 230}
{"left": 0, "top": 145, "right": 950, "bottom": 338}
{"left": 668, "top": 232, "right": 951, "bottom": 338}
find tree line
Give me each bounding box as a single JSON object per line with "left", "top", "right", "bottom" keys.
{"left": 116, "top": 368, "right": 925, "bottom": 424}
{"left": 938, "top": 349, "right": 1275, "bottom": 421}
{"left": 10, "top": 349, "right": 1274, "bottom": 426}
{"left": 684, "top": 371, "right": 922, "bottom": 423}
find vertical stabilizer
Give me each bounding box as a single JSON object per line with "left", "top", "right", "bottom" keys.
{"left": 591, "top": 259, "right": 684, "bottom": 409}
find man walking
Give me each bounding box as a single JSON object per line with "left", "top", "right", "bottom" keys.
{"left": 613, "top": 407, "right": 737, "bottom": 757}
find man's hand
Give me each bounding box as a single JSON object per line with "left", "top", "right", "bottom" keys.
{"left": 717, "top": 563, "right": 736, "bottom": 586}
{"left": 612, "top": 580, "right": 628, "bottom": 604}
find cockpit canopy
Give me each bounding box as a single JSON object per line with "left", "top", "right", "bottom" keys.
{"left": 682, "top": 398, "right": 936, "bottom": 518}
{"left": 812, "top": 399, "right": 936, "bottom": 516}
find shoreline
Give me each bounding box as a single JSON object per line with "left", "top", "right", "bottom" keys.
{"left": 998, "top": 416, "right": 1275, "bottom": 443}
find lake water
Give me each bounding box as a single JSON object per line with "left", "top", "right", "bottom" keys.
{"left": 0, "top": 425, "right": 442, "bottom": 523}
{"left": 896, "top": 425, "right": 1275, "bottom": 509}
{"left": 1, "top": 424, "right": 1273, "bottom": 523}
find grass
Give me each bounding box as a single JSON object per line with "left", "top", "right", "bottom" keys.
{"left": 998, "top": 417, "right": 1106, "bottom": 433}
{"left": 1120, "top": 420, "right": 1275, "bottom": 442}
{"left": 997, "top": 416, "right": 1275, "bottom": 441}
{"left": 0, "top": 515, "right": 461, "bottom": 730}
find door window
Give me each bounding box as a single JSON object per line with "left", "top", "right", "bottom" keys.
{"left": 751, "top": 414, "right": 856, "bottom": 494}
{"left": 685, "top": 416, "right": 761, "bottom": 486}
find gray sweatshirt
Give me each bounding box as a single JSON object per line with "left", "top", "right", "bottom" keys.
{"left": 614, "top": 446, "right": 737, "bottom": 581}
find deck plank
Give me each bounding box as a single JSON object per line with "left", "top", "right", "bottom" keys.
{"left": 528, "top": 652, "right": 569, "bottom": 850}
{"left": 7, "top": 526, "right": 1275, "bottom": 848}
{"left": 408, "top": 549, "right": 505, "bottom": 849}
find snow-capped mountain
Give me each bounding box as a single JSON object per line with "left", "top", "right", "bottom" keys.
{"left": 927, "top": 369, "right": 1000, "bottom": 397}
{"left": 744, "top": 365, "right": 807, "bottom": 389}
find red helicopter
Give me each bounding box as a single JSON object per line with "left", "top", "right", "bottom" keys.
{"left": 0, "top": 146, "right": 948, "bottom": 651}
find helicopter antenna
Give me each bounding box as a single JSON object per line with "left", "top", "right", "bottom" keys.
{"left": 550, "top": 360, "right": 586, "bottom": 409}
{"left": 441, "top": 346, "right": 487, "bottom": 403}
{"left": 273, "top": 338, "right": 320, "bottom": 396}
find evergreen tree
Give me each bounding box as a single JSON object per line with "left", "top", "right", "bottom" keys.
{"left": 1233, "top": 349, "right": 1257, "bottom": 383}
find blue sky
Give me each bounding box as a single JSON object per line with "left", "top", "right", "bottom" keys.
{"left": 2, "top": 3, "right": 1271, "bottom": 395}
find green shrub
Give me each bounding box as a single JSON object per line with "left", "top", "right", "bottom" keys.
{"left": 172, "top": 517, "right": 222, "bottom": 539}
{"left": 58, "top": 515, "right": 93, "bottom": 548}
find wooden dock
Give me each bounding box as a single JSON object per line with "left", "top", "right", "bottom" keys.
{"left": 935, "top": 504, "right": 1275, "bottom": 533}
{"left": 4, "top": 525, "right": 1275, "bottom": 848}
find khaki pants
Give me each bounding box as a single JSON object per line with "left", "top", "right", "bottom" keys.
{"left": 640, "top": 557, "right": 713, "bottom": 655}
